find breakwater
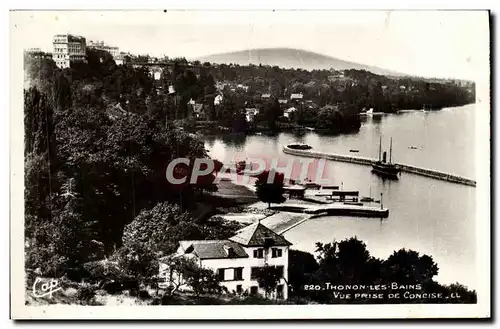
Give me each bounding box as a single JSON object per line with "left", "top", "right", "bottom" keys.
{"left": 272, "top": 202, "right": 389, "bottom": 218}
{"left": 283, "top": 145, "right": 476, "bottom": 187}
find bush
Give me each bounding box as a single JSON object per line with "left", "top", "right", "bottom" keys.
{"left": 161, "top": 293, "right": 174, "bottom": 305}
{"left": 138, "top": 290, "right": 151, "bottom": 299}
{"left": 83, "top": 260, "right": 126, "bottom": 284}
{"left": 101, "top": 280, "right": 123, "bottom": 294}
{"left": 77, "top": 283, "right": 97, "bottom": 305}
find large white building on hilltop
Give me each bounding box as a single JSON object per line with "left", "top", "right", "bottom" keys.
{"left": 87, "top": 40, "right": 120, "bottom": 58}
{"left": 159, "top": 222, "right": 292, "bottom": 300}
{"left": 52, "top": 34, "right": 87, "bottom": 69}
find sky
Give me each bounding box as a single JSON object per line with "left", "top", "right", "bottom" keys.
{"left": 11, "top": 10, "right": 489, "bottom": 80}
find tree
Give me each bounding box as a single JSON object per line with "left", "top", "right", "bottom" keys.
{"left": 254, "top": 170, "right": 286, "bottom": 208}
{"left": 255, "top": 265, "right": 282, "bottom": 298}
{"left": 384, "top": 249, "right": 439, "bottom": 284}
{"left": 187, "top": 266, "right": 223, "bottom": 297}
{"left": 335, "top": 237, "right": 371, "bottom": 283}
{"left": 122, "top": 202, "right": 203, "bottom": 255}
{"left": 163, "top": 257, "right": 222, "bottom": 296}
{"left": 288, "top": 250, "right": 319, "bottom": 297}
{"left": 314, "top": 238, "right": 376, "bottom": 287}
{"left": 317, "top": 105, "right": 343, "bottom": 130}
{"left": 263, "top": 98, "right": 282, "bottom": 131}
{"left": 113, "top": 242, "right": 159, "bottom": 287}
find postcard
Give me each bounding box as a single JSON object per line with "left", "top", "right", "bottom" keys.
{"left": 10, "top": 9, "right": 491, "bottom": 319}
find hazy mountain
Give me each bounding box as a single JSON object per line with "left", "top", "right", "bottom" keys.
{"left": 196, "top": 48, "right": 406, "bottom": 77}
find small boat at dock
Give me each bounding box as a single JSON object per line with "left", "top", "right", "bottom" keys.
{"left": 361, "top": 186, "right": 374, "bottom": 202}
{"left": 320, "top": 184, "right": 340, "bottom": 190}
{"left": 303, "top": 182, "right": 321, "bottom": 189}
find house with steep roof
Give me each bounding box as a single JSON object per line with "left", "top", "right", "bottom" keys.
{"left": 159, "top": 222, "right": 292, "bottom": 299}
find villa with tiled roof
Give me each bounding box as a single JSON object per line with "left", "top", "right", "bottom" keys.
{"left": 159, "top": 222, "right": 292, "bottom": 299}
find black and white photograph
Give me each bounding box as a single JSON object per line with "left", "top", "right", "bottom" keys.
{"left": 10, "top": 9, "right": 490, "bottom": 319}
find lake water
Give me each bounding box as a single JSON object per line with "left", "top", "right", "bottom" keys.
{"left": 204, "top": 104, "right": 477, "bottom": 289}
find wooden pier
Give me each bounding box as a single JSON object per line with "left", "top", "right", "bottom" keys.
{"left": 283, "top": 145, "right": 476, "bottom": 187}
{"left": 272, "top": 203, "right": 389, "bottom": 218}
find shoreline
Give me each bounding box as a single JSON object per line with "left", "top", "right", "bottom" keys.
{"left": 213, "top": 174, "right": 316, "bottom": 234}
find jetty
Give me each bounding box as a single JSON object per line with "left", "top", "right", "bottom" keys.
{"left": 272, "top": 202, "right": 389, "bottom": 218}
{"left": 283, "top": 145, "right": 476, "bottom": 187}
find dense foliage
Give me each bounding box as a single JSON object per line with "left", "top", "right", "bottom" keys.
{"left": 208, "top": 64, "right": 475, "bottom": 111}
{"left": 198, "top": 62, "right": 475, "bottom": 133}
{"left": 254, "top": 170, "right": 286, "bottom": 208}
{"left": 288, "top": 237, "right": 477, "bottom": 304}
{"left": 24, "top": 50, "right": 222, "bottom": 276}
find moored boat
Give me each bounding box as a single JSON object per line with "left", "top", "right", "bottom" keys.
{"left": 372, "top": 136, "right": 401, "bottom": 179}
{"left": 287, "top": 143, "right": 312, "bottom": 150}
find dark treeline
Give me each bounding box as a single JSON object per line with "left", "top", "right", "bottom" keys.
{"left": 68, "top": 52, "right": 475, "bottom": 135}
{"left": 207, "top": 63, "right": 475, "bottom": 110}
{"left": 206, "top": 63, "right": 474, "bottom": 134}
{"left": 288, "top": 237, "right": 477, "bottom": 304}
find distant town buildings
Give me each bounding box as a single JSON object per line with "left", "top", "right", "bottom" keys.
{"left": 245, "top": 108, "right": 259, "bottom": 122}
{"left": 87, "top": 40, "right": 120, "bottom": 57}
{"left": 290, "top": 93, "right": 304, "bottom": 102}
{"left": 214, "top": 94, "right": 223, "bottom": 106}
{"left": 87, "top": 40, "right": 130, "bottom": 66}
{"left": 283, "top": 107, "right": 297, "bottom": 118}
{"left": 188, "top": 99, "right": 206, "bottom": 119}
{"left": 114, "top": 54, "right": 125, "bottom": 66}
{"left": 236, "top": 84, "right": 250, "bottom": 92}
{"left": 52, "top": 34, "right": 87, "bottom": 69}
{"left": 24, "top": 48, "right": 53, "bottom": 60}
{"left": 24, "top": 47, "right": 42, "bottom": 53}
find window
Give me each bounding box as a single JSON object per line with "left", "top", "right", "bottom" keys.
{"left": 275, "top": 266, "right": 284, "bottom": 277}
{"left": 250, "top": 267, "right": 261, "bottom": 280}
{"left": 253, "top": 249, "right": 264, "bottom": 259}
{"left": 236, "top": 285, "right": 243, "bottom": 294}
{"left": 271, "top": 248, "right": 283, "bottom": 258}
{"left": 217, "top": 269, "right": 225, "bottom": 281}
{"left": 234, "top": 267, "right": 243, "bottom": 281}
{"left": 250, "top": 286, "right": 258, "bottom": 295}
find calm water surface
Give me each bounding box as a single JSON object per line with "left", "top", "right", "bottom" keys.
{"left": 204, "top": 104, "right": 477, "bottom": 289}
